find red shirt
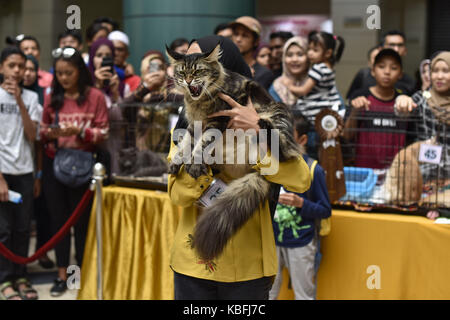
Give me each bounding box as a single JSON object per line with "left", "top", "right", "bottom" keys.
{"left": 40, "top": 87, "right": 109, "bottom": 158}
{"left": 124, "top": 75, "right": 141, "bottom": 92}
{"left": 351, "top": 88, "right": 407, "bottom": 169}
{"left": 38, "top": 69, "right": 53, "bottom": 89}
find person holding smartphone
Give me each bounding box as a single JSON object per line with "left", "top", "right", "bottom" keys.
{"left": 0, "top": 46, "right": 41, "bottom": 300}
{"left": 40, "top": 47, "right": 108, "bottom": 297}
{"left": 88, "top": 38, "right": 130, "bottom": 174}
{"left": 121, "top": 50, "right": 184, "bottom": 151}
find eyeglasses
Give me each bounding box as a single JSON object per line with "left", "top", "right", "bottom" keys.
{"left": 52, "top": 47, "right": 76, "bottom": 59}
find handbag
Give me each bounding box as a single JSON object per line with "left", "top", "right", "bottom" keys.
{"left": 52, "top": 110, "right": 95, "bottom": 187}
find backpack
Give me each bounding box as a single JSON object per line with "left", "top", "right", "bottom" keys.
{"left": 306, "top": 157, "right": 331, "bottom": 237}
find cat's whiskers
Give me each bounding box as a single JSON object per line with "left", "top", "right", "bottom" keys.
{"left": 202, "top": 85, "right": 214, "bottom": 101}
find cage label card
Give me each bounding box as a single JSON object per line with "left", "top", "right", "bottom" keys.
{"left": 418, "top": 144, "right": 442, "bottom": 164}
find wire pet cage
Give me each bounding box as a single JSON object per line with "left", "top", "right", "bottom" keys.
{"left": 104, "top": 97, "right": 183, "bottom": 190}
{"left": 337, "top": 108, "right": 449, "bottom": 214}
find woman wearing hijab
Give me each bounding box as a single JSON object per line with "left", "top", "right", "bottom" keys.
{"left": 167, "top": 35, "right": 311, "bottom": 300}
{"left": 89, "top": 37, "right": 130, "bottom": 175}
{"left": 23, "top": 55, "right": 56, "bottom": 270}
{"left": 395, "top": 51, "right": 450, "bottom": 220}
{"left": 120, "top": 50, "right": 184, "bottom": 152}
{"left": 268, "top": 36, "right": 309, "bottom": 107}
{"left": 23, "top": 55, "right": 44, "bottom": 105}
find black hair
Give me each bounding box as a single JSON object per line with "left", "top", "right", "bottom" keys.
{"left": 308, "top": 30, "right": 345, "bottom": 66}
{"left": 86, "top": 23, "right": 109, "bottom": 44}
{"left": 50, "top": 47, "right": 93, "bottom": 110}
{"left": 17, "top": 35, "right": 41, "bottom": 51}
{"left": 169, "top": 38, "right": 189, "bottom": 51}
{"left": 292, "top": 112, "right": 310, "bottom": 137}
{"left": 373, "top": 48, "right": 403, "bottom": 69}
{"left": 0, "top": 46, "right": 26, "bottom": 85}
{"left": 93, "top": 16, "right": 120, "bottom": 31}
{"left": 58, "top": 29, "right": 83, "bottom": 44}
{"left": 269, "top": 31, "right": 294, "bottom": 41}
{"left": 367, "top": 45, "right": 381, "bottom": 61}
{"left": 214, "top": 23, "right": 231, "bottom": 35}
{"left": 430, "top": 51, "right": 443, "bottom": 61}
{"left": 382, "top": 30, "right": 406, "bottom": 45}
{"left": 0, "top": 46, "right": 26, "bottom": 64}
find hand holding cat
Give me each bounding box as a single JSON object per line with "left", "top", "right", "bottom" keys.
{"left": 208, "top": 93, "right": 261, "bottom": 133}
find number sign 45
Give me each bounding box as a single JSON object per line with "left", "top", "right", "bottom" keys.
{"left": 418, "top": 144, "right": 443, "bottom": 164}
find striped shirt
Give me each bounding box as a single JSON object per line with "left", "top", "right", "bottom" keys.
{"left": 294, "top": 63, "right": 343, "bottom": 125}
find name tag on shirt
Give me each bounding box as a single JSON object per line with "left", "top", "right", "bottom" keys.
{"left": 418, "top": 144, "right": 443, "bottom": 164}
{"left": 198, "top": 179, "right": 227, "bottom": 207}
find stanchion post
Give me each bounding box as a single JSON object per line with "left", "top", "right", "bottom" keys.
{"left": 91, "top": 163, "right": 106, "bottom": 300}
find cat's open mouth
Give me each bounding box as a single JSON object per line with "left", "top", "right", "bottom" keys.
{"left": 188, "top": 84, "right": 203, "bottom": 98}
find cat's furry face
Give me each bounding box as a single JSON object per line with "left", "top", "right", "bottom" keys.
{"left": 166, "top": 44, "right": 225, "bottom": 101}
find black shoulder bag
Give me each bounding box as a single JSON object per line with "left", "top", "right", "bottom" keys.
{"left": 53, "top": 110, "right": 95, "bottom": 187}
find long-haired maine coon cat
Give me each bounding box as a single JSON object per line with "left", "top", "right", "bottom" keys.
{"left": 166, "top": 44, "right": 300, "bottom": 261}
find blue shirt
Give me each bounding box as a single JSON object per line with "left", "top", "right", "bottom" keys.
{"left": 273, "top": 155, "right": 331, "bottom": 247}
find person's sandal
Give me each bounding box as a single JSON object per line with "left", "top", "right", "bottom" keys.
{"left": 14, "top": 278, "right": 38, "bottom": 300}
{"left": 0, "top": 281, "right": 22, "bottom": 300}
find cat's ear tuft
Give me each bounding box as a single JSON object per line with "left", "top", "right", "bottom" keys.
{"left": 204, "top": 43, "right": 222, "bottom": 63}
{"left": 166, "top": 45, "right": 183, "bottom": 64}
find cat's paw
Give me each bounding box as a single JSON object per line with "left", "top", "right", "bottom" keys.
{"left": 185, "top": 163, "right": 208, "bottom": 179}
{"left": 168, "top": 162, "right": 182, "bottom": 175}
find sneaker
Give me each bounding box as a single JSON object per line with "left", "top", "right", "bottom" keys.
{"left": 50, "top": 278, "right": 67, "bottom": 297}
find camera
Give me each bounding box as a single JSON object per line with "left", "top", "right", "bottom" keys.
{"left": 101, "top": 56, "right": 114, "bottom": 87}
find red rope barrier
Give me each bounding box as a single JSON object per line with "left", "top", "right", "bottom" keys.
{"left": 0, "top": 189, "right": 94, "bottom": 264}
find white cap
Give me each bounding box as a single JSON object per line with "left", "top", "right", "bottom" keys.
{"left": 108, "top": 30, "right": 129, "bottom": 47}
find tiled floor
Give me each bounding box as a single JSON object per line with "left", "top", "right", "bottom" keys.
{"left": 27, "top": 234, "right": 78, "bottom": 300}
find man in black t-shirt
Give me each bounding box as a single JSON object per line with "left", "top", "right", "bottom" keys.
{"left": 229, "top": 16, "right": 275, "bottom": 90}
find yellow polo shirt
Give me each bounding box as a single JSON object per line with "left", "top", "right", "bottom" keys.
{"left": 167, "top": 139, "right": 311, "bottom": 282}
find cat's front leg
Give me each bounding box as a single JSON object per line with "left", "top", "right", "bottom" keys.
{"left": 168, "top": 125, "right": 195, "bottom": 175}
{"left": 184, "top": 121, "right": 222, "bottom": 178}
{"left": 184, "top": 163, "right": 209, "bottom": 179}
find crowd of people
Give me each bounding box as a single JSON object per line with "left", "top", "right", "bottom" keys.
{"left": 0, "top": 13, "right": 448, "bottom": 301}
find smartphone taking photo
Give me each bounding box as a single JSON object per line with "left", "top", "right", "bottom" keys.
{"left": 101, "top": 56, "right": 114, "bottom": 87}
{"left": 148, "top": 60, "right": 161, "bottom": 73}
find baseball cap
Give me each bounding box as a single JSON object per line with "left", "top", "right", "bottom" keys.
{"left": 229, "top": 16, "right": 261, "bottom": 38}
{"left": 374, "top": 48, "right": 403, "bottom": 68}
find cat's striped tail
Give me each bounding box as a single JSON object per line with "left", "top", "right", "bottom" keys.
{"left": 192, "top": 172, "right": 270, "bottom": 261}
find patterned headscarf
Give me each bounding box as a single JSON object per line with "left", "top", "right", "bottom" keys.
{"left": 428, "top": 51, "right": 450, "bottom": 125}
{"left": 272, "top": 36, "right": 309, "bottom": 106}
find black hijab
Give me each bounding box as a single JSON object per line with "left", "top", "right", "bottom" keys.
{"left": 174, "top": 35, "right": 252, "bottom": 132}
{"left": 24, "top": 54, "right": 44, "bottom": 105}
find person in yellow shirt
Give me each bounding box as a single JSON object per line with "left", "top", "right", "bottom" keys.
{"left": 167, "top": 35, "right": 311, "bottom": 300}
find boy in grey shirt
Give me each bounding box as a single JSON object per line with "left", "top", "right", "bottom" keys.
{"left": 0, "top": 47, "right": 41, "bottom": 300}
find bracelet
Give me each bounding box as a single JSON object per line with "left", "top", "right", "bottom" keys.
{"left": 35, "top": 171, "right": 43, "bottom": 179}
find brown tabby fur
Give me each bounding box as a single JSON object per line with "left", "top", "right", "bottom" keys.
{"left": 166, "top": 44, "right": 300, "bottom": 261}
